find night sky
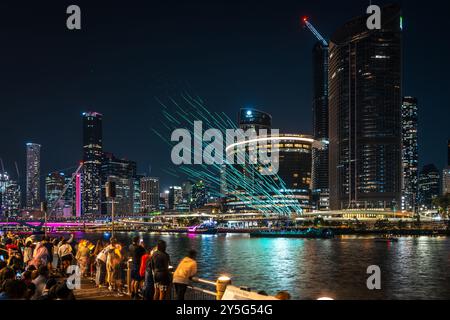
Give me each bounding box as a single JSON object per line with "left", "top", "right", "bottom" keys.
{"left": 0, "top": 0, "right": 449, "bottom": 191}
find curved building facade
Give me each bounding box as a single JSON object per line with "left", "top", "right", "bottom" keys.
{"left": 224, "top": 134, "right": 323, "bottom": 214}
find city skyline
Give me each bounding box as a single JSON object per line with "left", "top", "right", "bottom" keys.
{"left": 1, "top": 0, "right": 449, "bottom": 193}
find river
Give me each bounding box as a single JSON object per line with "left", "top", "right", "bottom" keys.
{"left": 75, "top": 232, "right": 450, "bottom": 300}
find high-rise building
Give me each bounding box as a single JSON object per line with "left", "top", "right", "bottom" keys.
{"left": 418, "top": 164, "right": 440, "bottom": 210}
{"left": 63, "top": 175, "right": 75, "bottom": 217}
{"left": 45, "top": 172, "right": 65, "bottom": 216}
{"left": 133, "top": 174, "right": 143, "bottom": 214}
{"left": 191, "top": 180, "right": 208, "bottom": 209}
{"left": 140, "top": 177, "right": 159, "bottom": 213}
{"left": 311, "top": 40, "right": 330, "bottom": 211}
{"left": 0, "top": 172, "right": 21, "bottom": 217}
{"left": 328, "top": 4, "right": 402, "bottom": 210}
{"left": 101, "top": 152, "right": 136, "bottom": 215}
{"left": 442, "top": 168, "right": 450, "bottom": 196}
{"left": 160, "top": 190, "right": 169, "bottom": 210}
{"left": 181, "top": 181, "right": 193, "bottom": 202}
{"left": 238, "top": 108, "right": 272, "bottom": 131}
{"left": 26, "top": 143, "right": 41, "bottom": 210}
{"left": 401, "top": 97, "right": 419, "bottom": 212}
{"left": 168, "top": 186, "right": 183, "bottom": 210}
{"left": 225, "top": 108, "right": 273, "bottom": 205}
{"left": 82, "top": 112, "right": 103, "bottom": 215}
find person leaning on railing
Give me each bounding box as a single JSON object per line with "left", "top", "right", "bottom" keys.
{"left": 172, "top": 249, "right": 197, "bottom": 300}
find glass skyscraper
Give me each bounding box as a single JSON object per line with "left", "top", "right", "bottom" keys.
{"left": 418, "top": 164, "right": 440, "bottom": 210}
{"left": 26, "top": 143, "right": 41, "bottom": 210}
{"left": 100, "top": 152, "right": 137, "bottom": 215}
{"left": 401, "top": 97, "right": 419, "bottom": 212}
{"left": 328, "top": 4, "right": 402, "bottom": 210}
{"left": 82, "top": 112, "right": 103, "bottom": 215}
{"left": 140, "top": 177, "right": 159, "bottom": 213}
{"left": 311, "top": 40, "right": 330, "bottom": 210}
{"left": 45, "top": 172, "right": 66, "bottom": 216}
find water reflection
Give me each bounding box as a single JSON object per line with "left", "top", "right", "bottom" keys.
{"left": 76, "top": 232, "right": 450, "bottom": 300}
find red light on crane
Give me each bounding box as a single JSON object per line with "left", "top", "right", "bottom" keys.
{"left": 303, "top": 16, "right": 308, "bottom": 22}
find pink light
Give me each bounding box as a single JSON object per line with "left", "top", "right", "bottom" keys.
{"left": 76, "top": 173, "right": 82, "bottom": 218}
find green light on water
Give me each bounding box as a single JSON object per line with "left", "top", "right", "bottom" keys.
{"left": 400, "top": 16, "right": 403, "bottom": 30}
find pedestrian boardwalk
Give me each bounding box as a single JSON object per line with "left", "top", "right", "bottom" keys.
{"left": 74, "top": 278, "right": 129, "bottom": 300}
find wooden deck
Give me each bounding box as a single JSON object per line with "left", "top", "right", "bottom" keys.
{"left": 74, "top": 278, "right": 130, "bottom": 300}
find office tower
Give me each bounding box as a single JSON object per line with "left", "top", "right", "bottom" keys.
{"left": 140, "top": 177, "right": 159, "bottom": 213}
{"left": 401, "top": 97, "right": 419, "bottom": 212}
{"left": 101, "top": 152, "right": 137, "bottom": 215}
{"left": 0, "top": 172, "right": 21, "bottom": 217}
{"left": 182, "top": 181, "right": 193, "bottom": 202}
{"left": 238, "top": 108, "right": 271, "bottom": 131}
{"left": 133, "top": 174, "right": 143, "bottom": 214}
{"left": 418, "top": 164, "right": 440, "bottom": 209}
{"left": 168, "top": 186, "right": 183, "bottom": 210}
{"left": 442, "top": 168, "right": 450, "bottom": 196}
{"left": 45, "top": 172, "right": 65, "bottom": 216}
{"left": 26, "top": 143, "right": 41, "bottom": 210}
{"left": 328, "top": 4, "right": 402, "bottom": 210}
{"left": 228, "top": 108, "right": 272, "bottom": 204}
{"left": 63, "top": 175, "right": 74, "bottom": 217}
{"left": 311, "top": 40, "right": 330, "bottom": 211}
{"left": 191, "top": 180, "right": 208, "bottom": 209}
{"left": 82, "top": 112, "right": 103, "bottom": 215}
{"left": 0, "top": 172, "right": 8, "bottom": 216}
{"left": 160, "top": 191, "right": 169, "bottom": 210}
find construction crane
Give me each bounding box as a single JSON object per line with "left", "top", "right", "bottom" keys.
{"left": 302, "top": 16, "right": 328, "bottom": 47}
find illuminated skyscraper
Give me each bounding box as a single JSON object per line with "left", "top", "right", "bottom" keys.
{"left": 26, "top": 143, "right": 41, "bottom": 210}
{"left": 101, "top": 152, "right": 136, "bottom": 215}
{"left": 238, "top": 108, "right": 271, "bottom": 131}
{"left": 328, "top": 4, "right": 402, "bottom": 210}
{"left": 442, "top": 168, "right": 450, "bottom": 196}
{"left": 191, "top": 180, "right": 208, "bottom": 209}
{"left": 133, "top": 174, "right": 143, "bottom": 214}
{"left": 140, "top": 177, "right": 159, "bottom": 213}
{"left": 82, "top": 112, "right": 103, "bottom": 215}
{"left": 401, "top": 97, "right": 419, "bottom": 212}
{"left": 45, "top": 172, "right": 65, "bottom": 216}
{"left": 418, "top": 164, "right": 440, "bottom": 210}
{"left": 311, "top": 40, "right": 330, "bottom": 211}
{"left": 168, "top": 186, "right": 183, "bottom": 210}
{"left": 0, "top": 172, "right": 21, "bottom": 217}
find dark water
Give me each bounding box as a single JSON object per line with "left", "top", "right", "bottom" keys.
{"left": 77, "top": 232, "right": 450, "bottom": 300}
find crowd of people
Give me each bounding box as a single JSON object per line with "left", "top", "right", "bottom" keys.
{"left": 1, "top": 232, "right": 290, "bottom": 301}
{"left": 0, "top": 232, "right": 198, "bottom": 300}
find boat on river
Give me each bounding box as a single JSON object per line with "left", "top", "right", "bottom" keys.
{"left": 250, "top": 228, "right": 334, "bottom": 239}
{"left": 187, "top": 221, "right": 218, "bottom": 235}
{"left": 374, "top": 235, "right": 399, "bottom": 242}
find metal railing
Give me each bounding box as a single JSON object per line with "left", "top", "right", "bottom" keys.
{"left": 124, "top": 259, "right": 227, "bottom": 300}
